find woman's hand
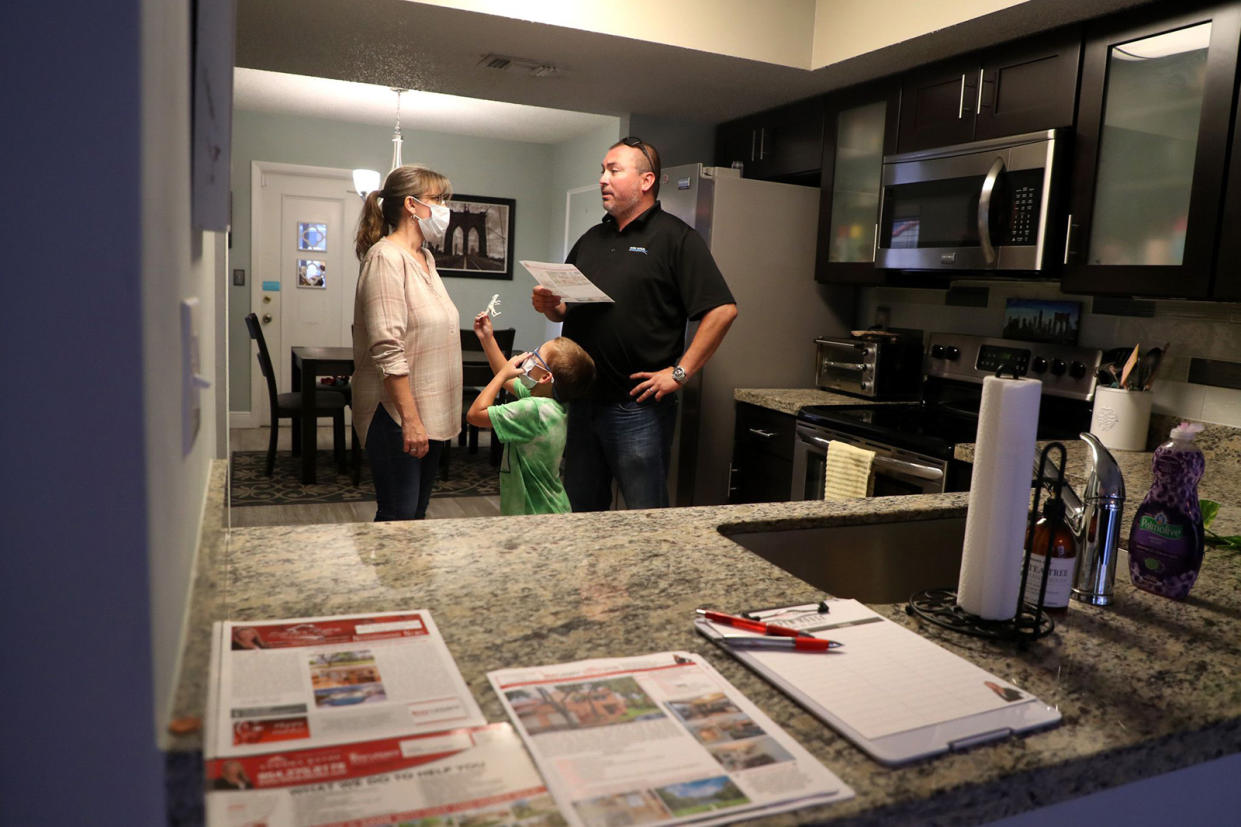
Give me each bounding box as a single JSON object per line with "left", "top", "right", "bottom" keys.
{"left": 402, "top": 419, "right": 430, "bottom": 458}
{"left": 473, "top": 311, "right": 494, "bottom": 341}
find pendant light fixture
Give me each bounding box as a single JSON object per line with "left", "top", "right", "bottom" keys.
{"left": 353, "top": 86, "right": 409, "bottom": 197}
{"left": 388, "top": 87, "right": 406, "bottom": 172}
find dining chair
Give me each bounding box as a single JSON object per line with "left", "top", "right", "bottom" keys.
{"left": 456, "top": 327, "right": 515, "bottom": 468}
{"left": 244, "top": 312, "right": 347, "bottom": 478}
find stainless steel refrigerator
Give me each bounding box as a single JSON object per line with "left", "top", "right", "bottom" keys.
{"left": 661, "top": 164, "right": 854, "bottom": 506}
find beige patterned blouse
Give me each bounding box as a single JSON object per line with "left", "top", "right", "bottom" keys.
{"left": 351, "top": 238, "right": 462, "bottom": 447}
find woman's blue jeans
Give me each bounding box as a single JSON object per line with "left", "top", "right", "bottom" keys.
{"left": 564, "top": 395, "right": 678, "bottom": 511}
{"left": 365, "top": 404, "right": 444, "bottom": 521}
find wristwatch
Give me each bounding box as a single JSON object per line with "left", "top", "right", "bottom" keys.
{"left": 671, "top": 365, "right": 687, "bottom": 385}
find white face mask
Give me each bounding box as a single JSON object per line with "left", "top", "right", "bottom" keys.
{"left": 412, "top": 197, "right": 450, "bottom": 246}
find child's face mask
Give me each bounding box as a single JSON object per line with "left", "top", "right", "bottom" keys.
{"left": 518, "top": 350, "right": 555, "bottom": 392}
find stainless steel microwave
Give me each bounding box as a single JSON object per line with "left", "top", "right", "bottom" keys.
{"left": 875, "top": 129, "right": 1063, "bottom": 271}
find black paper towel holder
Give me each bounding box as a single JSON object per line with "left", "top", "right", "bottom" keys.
{"left": 907, "top": 442, "right": 1068, "bottom": 648}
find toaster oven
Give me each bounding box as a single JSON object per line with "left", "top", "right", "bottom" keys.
{"left": 815, "top": 336, "right": 923, "bottom": 399}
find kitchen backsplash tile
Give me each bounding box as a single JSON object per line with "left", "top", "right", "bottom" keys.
{"left": 859, "top": 281, "right": 1241, "bottom": 427}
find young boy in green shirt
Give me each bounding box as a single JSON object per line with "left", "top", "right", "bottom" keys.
{"left": 467, "top": 312, "right": 595, "bottom": 515}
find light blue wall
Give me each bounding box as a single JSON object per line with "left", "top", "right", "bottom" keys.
{"left": 545, "top": 121, "right": 623, "bottom": 265}
{"left": 229, "top": 111, "right": 567, "bottom": 411}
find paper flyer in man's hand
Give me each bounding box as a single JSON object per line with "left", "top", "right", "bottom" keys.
{"left": 520, "top": 260, "right": 614, "bottom": 304}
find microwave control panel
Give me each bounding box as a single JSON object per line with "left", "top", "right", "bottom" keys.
{"left": 1004, "top": 169, "right": 1044, "bottom": 246}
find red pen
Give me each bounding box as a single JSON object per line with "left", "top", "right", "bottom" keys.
{"left": 697, "top": 609, "right": 842, "bottom": 647}
{"left": 721, "top": 635, "right": 839, "bottom": 652}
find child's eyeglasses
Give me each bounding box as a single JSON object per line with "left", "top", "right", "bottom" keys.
{"left": 518, "top": 351, "right": 557, "bottom": 398}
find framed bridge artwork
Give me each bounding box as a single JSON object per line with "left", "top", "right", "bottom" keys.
{"left": 428, "top": 194, "right": 516, "bottom": 279}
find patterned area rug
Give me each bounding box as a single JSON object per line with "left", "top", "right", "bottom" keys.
{"left": 230, "top": 446, "right": 500, "bottom": 506}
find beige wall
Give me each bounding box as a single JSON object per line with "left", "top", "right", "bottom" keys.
{"left": 812, "top": 0, "right": 1027, "bottom": 67}
{"left": 143, "top": 0, "right": 225, "bottom": 744}
{"left": 417, "top": 0, "right": 816, "bottom": 67}
{"left": 417, "top": 0, "right": 1028, "bottom": 70}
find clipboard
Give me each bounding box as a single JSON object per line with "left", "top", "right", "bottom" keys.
{"left": 696, "top": 598, "right": 1061, "bottom": 766}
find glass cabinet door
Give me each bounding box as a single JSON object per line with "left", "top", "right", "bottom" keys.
{"left": 827, "top": 100, "right": 887, "bottom": 263}
{"left": 1087, "top": 23, "right": 1210, "bottom": 266}
{"left": 816, "top": 84, "right": 898, "bottom": 284}
{"left": 1064, "top": 5, "right": 1241, "bottom": 298}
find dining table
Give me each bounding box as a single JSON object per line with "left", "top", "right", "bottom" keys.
{"left": 290, "top": 346, "right": 355, "bottom": 484}
{"left": 290, "top": 345, "right": 496, "bottom": 484}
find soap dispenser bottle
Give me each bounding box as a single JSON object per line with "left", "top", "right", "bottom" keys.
{"left": 1127, "top": 422, "right": 1206, "bottom": 600}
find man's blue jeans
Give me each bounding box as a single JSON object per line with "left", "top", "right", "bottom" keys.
{"left": 365, "top": 404, "right": 444, "bottom": 521}
{"left": 564, "top": 395, "right": 678, "bottom": 511}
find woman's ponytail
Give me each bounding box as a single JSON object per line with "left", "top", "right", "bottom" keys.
{"left": 354, "top": 189, "right": 387, "bottom": 260}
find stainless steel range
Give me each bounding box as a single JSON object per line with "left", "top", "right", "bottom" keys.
{"left": 792, "top": 333, "right": 1102, "bottom": 500}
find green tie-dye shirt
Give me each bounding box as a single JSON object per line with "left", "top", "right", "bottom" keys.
{"left": 486, "top": 383, "right": 570, "bottom": 515}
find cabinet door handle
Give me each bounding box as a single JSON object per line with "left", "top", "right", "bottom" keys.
{"left": 958, "top": 73, "right": 967, "bottom": 119}
{"left": 750, "top": 129, "right": 757, "bottom": 162}
{"left": 759, "top": 127, "right": 767, "bottom": 160}
{"left": 872, "top": 223, "right": 879, "bottom": 262}
{"left": 1063, "top": 213, "right": 1074, "bottom": 265}
{"left": 976, "top": 68, "right": 985, "bottom": 113}
{"left": 748, "top": 427, "right": 776, "bottom": 439}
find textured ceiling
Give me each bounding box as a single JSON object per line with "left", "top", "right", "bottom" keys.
{"left": 235, "top": 0, "right": 1157, "bottom": 128}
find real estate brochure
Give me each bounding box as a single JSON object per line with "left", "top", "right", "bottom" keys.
{"left": 204, "top": 611, "right": 486, "bottom": 760}
{"left": 520, "top": 260, "right": 614, "bottom": 303}
{"left": 204, "top": 722, "right": 562, "bottom": 827}
{"left": 205, "top": 611, "right": 538, "bottom": 826}
{"left": 488, "top": 651, "right": 853, "bottom": 827}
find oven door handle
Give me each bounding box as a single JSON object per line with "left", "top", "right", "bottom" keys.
{"left": 800, "top": 433, "right": 945, "bottom": 482}
{"left": 822, "top": 360, "right": 868, "bottom": 372}
{"left": 978, "top": 155, "right": 1005, "bottom": 266}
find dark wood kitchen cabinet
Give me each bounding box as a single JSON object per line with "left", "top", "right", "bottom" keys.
{"left": 715, "top": 97, "right": 824, "bottom": 183}
{"left": 729, "top": 403, "right": 796, "bottom": 504}
{"left": 897, "top": 28, "right": 1081, "bottom": 153}
{"left": 1062, "top": 3, "right": 1241, "bottom": 299}
{"left": 815, "top": 81, "right": 901, "bottom": 284}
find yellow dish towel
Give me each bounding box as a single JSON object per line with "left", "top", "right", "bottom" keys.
{"left": 824, "top": 440, "right": 875, "bottom": 500}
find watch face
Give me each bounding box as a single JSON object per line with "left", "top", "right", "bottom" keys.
{"left": 673, "top": 366, "right": 686, "bottom": 383}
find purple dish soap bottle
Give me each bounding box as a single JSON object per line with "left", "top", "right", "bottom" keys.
{"left": 1127, "top": 422, "right": 1206, "bottom": 600}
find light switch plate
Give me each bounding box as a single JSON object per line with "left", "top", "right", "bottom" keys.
{"left": 181, "top": 298, "right": 212, "bottom": 455}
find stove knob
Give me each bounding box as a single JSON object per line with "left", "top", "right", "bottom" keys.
{"left": 1069, "top": 360, "right": 1087, "bottom": 379}
{"left": 1050, "top": 358, "right": 1067, "bottom": 376}
{"left": 1030, "top": 356, "right": 1048, "bottom": 374}
{"left": 930, "top": 344, "right": 946, "bottom": 359}
{"left": 945, "top": 346, "right": 961, "bottom": 361}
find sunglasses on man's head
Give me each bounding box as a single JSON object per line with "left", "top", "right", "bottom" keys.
{"left": 620, "top": 136, "right": 655, "bottom": 173}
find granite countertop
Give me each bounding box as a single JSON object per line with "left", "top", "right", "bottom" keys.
{"left": 174, "top": 447, "right": 1241, "bottom": 825}
{"left": 734, "top": 388, "right": 887, "bottom": 416}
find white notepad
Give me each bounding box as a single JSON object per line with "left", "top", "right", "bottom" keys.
{"left": 696, "top": 599, "right": 1061, "bottom": 766}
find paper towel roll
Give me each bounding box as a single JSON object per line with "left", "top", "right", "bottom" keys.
{"left": 956, "top": 375, "right": 1042, "bottom": 620}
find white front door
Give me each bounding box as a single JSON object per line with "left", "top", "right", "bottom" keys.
{"left": 250, "top": 163, "right": 361, "bottom": 425}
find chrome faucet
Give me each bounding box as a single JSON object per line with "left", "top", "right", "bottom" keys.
{"left": 1050, "top": 432, "right": 1126, "bottom": 606}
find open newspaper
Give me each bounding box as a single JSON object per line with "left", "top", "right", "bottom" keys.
{"left": 205, "top": 611, "right": 555, "bottom": 826}
{"left": 489, "top": 651, "right": 853, "bottom": 827}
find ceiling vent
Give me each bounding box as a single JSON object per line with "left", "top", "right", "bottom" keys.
{"left": 479, "top": 53, "right": 559, "bottom": 77}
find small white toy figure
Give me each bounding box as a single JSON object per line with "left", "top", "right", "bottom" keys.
{"left": 484, "top": 293, "right": 502, "bottom": 318}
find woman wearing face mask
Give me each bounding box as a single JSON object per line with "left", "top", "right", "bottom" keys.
{"left": 352, "top": 164, "right": 460, "bottom": 521}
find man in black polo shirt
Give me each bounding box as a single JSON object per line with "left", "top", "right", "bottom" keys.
{"left": 531, "top": 137, "right": 738, "bottom": 510}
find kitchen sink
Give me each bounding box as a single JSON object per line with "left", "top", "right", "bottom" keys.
{"left": 719, "top": 517, "right": 966, "bottom": 604}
